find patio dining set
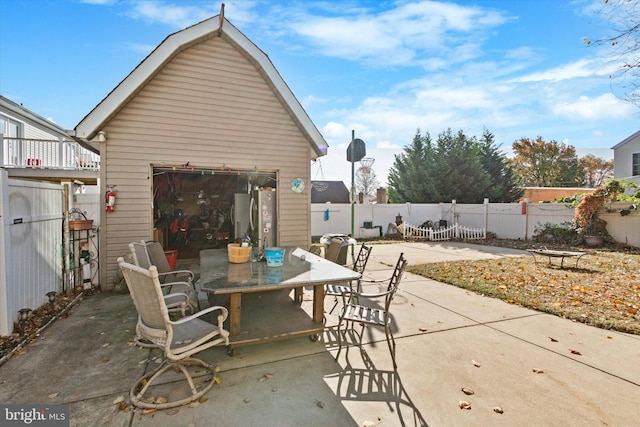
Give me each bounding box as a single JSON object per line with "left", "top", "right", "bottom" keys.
{"left": 118, "top": 238, "right": 407, "bottom": 410}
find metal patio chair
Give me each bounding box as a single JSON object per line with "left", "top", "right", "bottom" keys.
{"left": 325, "top": 244, "right": 372, "bottom": 314}
{"left": 117, "top": 257, "right": 229, "bottom": 409}
{"left": 336, "top": 253, "right": 407, "bottom": 370}
{"left": 128, "top": 240, "right": 200, "bottom": 313}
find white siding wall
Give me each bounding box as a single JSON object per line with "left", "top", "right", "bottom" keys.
{"left": 614, "top": 138, "right": 640, "bottom": 178}
{"left": 100, "top": 36, "right": 312, "bottom": 289}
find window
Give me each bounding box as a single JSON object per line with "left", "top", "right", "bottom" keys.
{"left": 0, "top": 113, "right": 21, "bottom": 137}
{"left": 633, "top": 153, "right": 640, "bottom": 176}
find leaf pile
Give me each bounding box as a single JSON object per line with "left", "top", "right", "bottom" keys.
{"left": 408, "top": 250, "right": 640, "bottom": 335}
{"left": 0, "top": 288, "right": 86, "bottom": 360}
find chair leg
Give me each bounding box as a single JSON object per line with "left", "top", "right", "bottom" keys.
{"left": 335, "top": 317, "right": 344, "bottom": 362}
{"left": 130, "top": 357, "right": 216, "bottom": 409}
{"left": 385, "top": 323, "right": 397, "bottom": 370}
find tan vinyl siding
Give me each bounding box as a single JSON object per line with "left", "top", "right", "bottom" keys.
{"left": 101, "top": 36, "right": 313, "bottom": 288}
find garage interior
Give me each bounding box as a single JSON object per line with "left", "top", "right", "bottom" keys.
{"left": 152, "top": 167, "right": 278, "bottom": 259}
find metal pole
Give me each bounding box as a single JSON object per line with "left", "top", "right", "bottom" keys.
{"left": 351, "top": 130, "right": 355, "bottom": 240}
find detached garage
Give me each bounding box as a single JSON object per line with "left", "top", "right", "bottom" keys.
{"left": 73, "top": 13, "right": 328, "bottom": 289}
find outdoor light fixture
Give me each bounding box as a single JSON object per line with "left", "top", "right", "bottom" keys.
{"left": 18, "top": 308, "right": 32, "bottom": 334}
{"left": 46, "top": 291, "right": 57, "bottom": 308}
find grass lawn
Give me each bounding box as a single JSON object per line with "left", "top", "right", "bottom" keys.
{"left": 407, "top": 244, "right": 640, "bottom": 335}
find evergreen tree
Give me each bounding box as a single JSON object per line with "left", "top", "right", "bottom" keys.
{"left": 478, "top": 129, "right": 524, "bottom": 202}
{"left": 387, "top": 128, "right": 522, "bottom": 203}
{"left": 431, "top": 129, "right": 492, "bottom": 203}
{"left": 387, "top": 130, "right": 438, "bottom": 202}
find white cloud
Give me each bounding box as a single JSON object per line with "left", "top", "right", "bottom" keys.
{"left": 288, "top": 0, "right": 511, "bottom": 68}
{"left": 551, "top": 93, "right": 635, "bottom": 120}
{"left": 513, "top": 57, "right": 618, "bottom": 83}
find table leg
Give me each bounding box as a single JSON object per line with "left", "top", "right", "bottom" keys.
{"left": 229, "top": 293, "right": 242, "bottom": 335}
{"left": 312, "top": 284, "right": 324, "bottom": 323}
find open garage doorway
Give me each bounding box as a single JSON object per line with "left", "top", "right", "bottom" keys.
{"left": 152, "top": 166, "right": 277, "bottom": 259}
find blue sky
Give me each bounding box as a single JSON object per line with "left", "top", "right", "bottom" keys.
{"left": 1, "top": 0, "right": 638, "bottom": 186}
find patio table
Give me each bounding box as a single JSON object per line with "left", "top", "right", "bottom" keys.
{"left": 199, "top": 247, "right": 361, "bottom": 354}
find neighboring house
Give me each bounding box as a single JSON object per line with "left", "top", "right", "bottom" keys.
{"left": 0, "top": 97, "right": 100, "bottom": 335}
{"left": 311, "top": 181, "right": 350, "bottom": 203}
{"left": 612, "top": 130, "right": 640, "bottom": 186}
{"left": 1, "top": 95, "right": 99, "bottom": 183}
{"left": 71, "top": 13, "right": 329, "bottom": 290}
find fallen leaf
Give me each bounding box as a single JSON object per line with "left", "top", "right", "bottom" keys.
{"left": 258, "top": 373, "right": 274, "bottom": 382}
{"left": 461, "top": 387, "right": 475, "bottom": 395}
{"left": 532, "top": 368, "right": 545, "bottom": 374}
{"left": 548, "top": 337, "right": 558, "bottom": 342}
{"left": 458, "top": 400, "right": 472, "bottom": 410}
{"left": 493, "top": 406, "right": 504, "bottom": 414}
{"left": 569, "top": 349, "right": 582, "bottom": 355}
{"left": 472, "top": 360, "right": 481, "bottom": 367}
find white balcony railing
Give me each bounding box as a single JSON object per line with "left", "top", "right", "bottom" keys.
{"left": 1, "top": 135, "right": 99, "bottom": 171}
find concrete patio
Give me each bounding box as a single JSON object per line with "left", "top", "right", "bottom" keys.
{"left": 1, "top": 241, "right": 638, "bottom": 426}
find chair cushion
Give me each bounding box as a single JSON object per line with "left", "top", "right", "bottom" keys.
{"left": 170, "top": 317, "right": 219, "bottom": 353}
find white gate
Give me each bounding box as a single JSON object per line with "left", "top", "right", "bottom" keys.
{"left": 0, "top": 170, "right": 64, "bottom": 336}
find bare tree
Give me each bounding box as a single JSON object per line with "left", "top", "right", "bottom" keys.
{"left": 585, "top": 0, "right": 640, "bottom": 107}
{"left": 356, "top": 166, "right": 380, "bottom": 197}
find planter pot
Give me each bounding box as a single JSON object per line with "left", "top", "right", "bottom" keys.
{"left": 69, "top": 219, "right": 94, "bottom": 231}
{"left": 584, "top": 235, "right": 604, "bottom": 247}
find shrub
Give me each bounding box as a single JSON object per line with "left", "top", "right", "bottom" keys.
{"left": 533, "top": 221, "right": 581, "bottom": 245}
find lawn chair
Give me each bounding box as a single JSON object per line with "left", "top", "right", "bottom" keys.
{"left": 336, "top": 253, "right": 407, "bottom": 370}
{"left": 325, "top": 244, "right": 372, "bottom": 314}
{"left": 128, "top": 240, "right": 200, "bottom": 313}
{"left": 117, "top": 257, "right": 229, "bottom": 409}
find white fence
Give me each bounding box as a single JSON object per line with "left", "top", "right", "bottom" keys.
{"left": 311, "top": 200, "right": 640, "bottom": 247}
{"left": 0, "top": 171, "right": 64, "bottom": 336}
{"left": 403, "top": 223, "right": 486, "bottom": 241}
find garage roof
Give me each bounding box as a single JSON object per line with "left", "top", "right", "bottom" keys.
{"left": 73, "top": 13, "right": 328, "bottom": 159}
